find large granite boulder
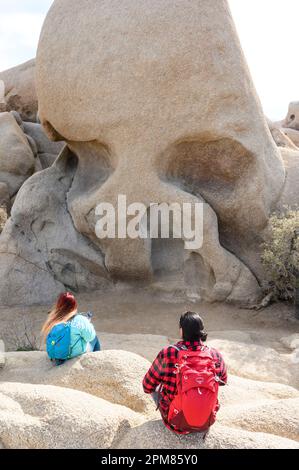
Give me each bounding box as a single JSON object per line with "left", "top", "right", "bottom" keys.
{"left": 0, "top": 112, "right": 36, "bottom": 198}
{"left": 0, "top": 59, "right": 37, "bottom": 122}
{"left": 0, "top": 350, "right": 155, "bottom": 415}
{"left": 0, "top": 347, "right": 298, "bottom": 449}
{"left": 0, "top": 0, "right": 286, "bottom": 306}
{"left": 0, "top": 382, "right": 141, "bottom": 449}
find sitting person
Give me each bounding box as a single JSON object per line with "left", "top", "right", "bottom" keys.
{"left": 42, "top": 292, "right": 101, "bottom": 365}
{"left": 142, "top": 311, "right": 227, "bottom": 436}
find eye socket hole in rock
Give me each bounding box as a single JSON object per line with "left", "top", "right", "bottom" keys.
{"left": 158, "top": 136, "right": 257, "bottom": 253}
{"left": 154, "top": 137, "right": 258, "bottom": 288}
{"left": 290, "top": 114, "right": 296, "bottom": 121}
{"left": 65, "top": 141, "right": 115, "bottom": 240}
{"left": 159, "top": 137, "right": 255, "bottom": 199}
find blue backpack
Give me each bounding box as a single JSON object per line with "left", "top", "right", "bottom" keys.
{"left": 46, "top": 323, "right": 72, "bottom": 360}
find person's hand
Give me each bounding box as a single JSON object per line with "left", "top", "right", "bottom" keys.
{"left": 86, "top": 311, "right": 93, "bottom": 321}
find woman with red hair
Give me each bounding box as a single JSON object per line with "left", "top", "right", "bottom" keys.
{"left": 42, "top": 292, "right": 100, "bottom": 365}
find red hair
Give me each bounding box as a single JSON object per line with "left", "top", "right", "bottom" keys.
{"left": 56, "top": 292, "right": 77, "bottom": 312}
{"left": 42, "top": 292, "right": 78, "bottom": 338}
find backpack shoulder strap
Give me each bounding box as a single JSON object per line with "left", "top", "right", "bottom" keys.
{"left": 169, "top": 344, "right": 188, "bottom": 351}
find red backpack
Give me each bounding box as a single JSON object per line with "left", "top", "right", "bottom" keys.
{"left": 168, "top": 346, "right": 221, "bottom": 434}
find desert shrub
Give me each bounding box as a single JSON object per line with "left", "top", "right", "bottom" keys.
{"left": 0, "top": 206, "right": 7, "bottom": 233}
{"left": 2, "top": 317, "right": 41, "bottom": 352}
{"left": 261, "top": 208, "right": 299, "bottom": 301}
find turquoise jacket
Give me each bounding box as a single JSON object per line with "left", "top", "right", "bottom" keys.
{"left": 69, "top": 314, "right": 96, "bottom": 358}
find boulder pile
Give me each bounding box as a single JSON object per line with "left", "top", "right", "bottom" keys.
{"left": 0, "top": 335, "right": 298, "bottom": 449}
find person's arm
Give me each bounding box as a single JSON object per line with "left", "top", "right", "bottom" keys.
{"left": 142, "top": 351, "right": 164, "bottom": 394}
{"left": 76, "top": 315, "right": 96, "bottom": 343}
{"left": 211, "top": 348, "right": 228, "bottom": 385}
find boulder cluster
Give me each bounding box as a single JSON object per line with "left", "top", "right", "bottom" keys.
{"left": 0, "top": 60, "right": 64, "bottom": 233}
{"left": 0, "top": 333, "right": 298, "bottom": 449}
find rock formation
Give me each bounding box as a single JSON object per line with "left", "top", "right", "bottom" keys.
{"left": 1, "top": 350, "right": 154, "bottom": 414}
{"left": 268, "top": 118, "right": 299, "bottom": 150}
{"left": 0, "top": 0, "right": 288, "bottom": 306}
{"left": 22, "top": 121, "right": 64, "bottom": 169}
{"left": 0, "top": 59, "right": 37, "bottom": 122}
{"left": 0, "top": 111, "right": 64, "bottom": 235}
{"left": 276, "top": 148, "right": 299, "bottom": 210}
{"left": 0, "top": 112, "right": 36, "bottom": 201}
{"left": 0, "top": 80, "right": 5, "bottom": 113}
{"left": 270, "top": 102, "right": 299, "bottom": 150}
{"left": 0, "top": 382, "right": 141, "bottom": 449}
{"left": 269, "top": 103, "right": 299, "bottom": 211}
{"left": 0, "top": 347, "right": 298, "bottom": 449}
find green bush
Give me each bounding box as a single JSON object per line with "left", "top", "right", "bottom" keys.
{"left": 261, "top": 208, "right": 299, "bottom": 301}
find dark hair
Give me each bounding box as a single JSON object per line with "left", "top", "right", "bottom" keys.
{"left": 179, "top": 311, "right": 208, "bottom": 342}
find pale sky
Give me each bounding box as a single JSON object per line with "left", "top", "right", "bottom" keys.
{"left": 0, "top": 0, "right": 298, "bottom": 120}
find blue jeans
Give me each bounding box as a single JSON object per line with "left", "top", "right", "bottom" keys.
{"left": 88, "top": 335, "right": 101, "bottom": 352}
{"left": 152, "top": 387, "right": 163, "bottom": 411}
{"left": 152, "top": 391, "right": 160, "bottom": 408}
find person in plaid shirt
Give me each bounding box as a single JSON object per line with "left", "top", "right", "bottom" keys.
{"left": 142, "top": 312, "right": 227, "bottom": 434}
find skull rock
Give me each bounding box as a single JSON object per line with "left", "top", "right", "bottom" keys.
{"left": 0, "top": 0, "right": 286, "bottom": 306}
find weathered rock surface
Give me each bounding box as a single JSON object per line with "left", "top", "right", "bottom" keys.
{"left": 265, "top": 105, "right": 299, "bottom": 210}
{"left": 0, "top": 80, "right": 5, "bottom": 112}
{"left": 100, "top": 333, "right": 169, "bottom": 362}
{"left": 271, "top": 102, "right": 299, "bottom": 150}
{"left": 0, "top": 112, "right": 35, "bottom": 198}
{"left": 116, "top": 419, "right": 299, "bottom": 449}
{"left": 0, "top": 382, "right": 141, "bottom": 449}
{"left": 0, "top": 206, "right": 7, "bottom": 234}
{"left": 0, "top": 109, "right": 64, "bottom": 236}
{"left": 0, "top": 347, "right": 298, "bottom": 449}
{"left": 282, "top": 102, "right": 299, "bottom": 131}
{"left": 280, "top": 334, "right": 299, "bottom": 350}
{"left": 219, "top": 398, "right": 299, "bottom": 441}
{"left": 0, "top": 182, "right": 9, "bottom": 228}
{"left": 0, "top": 350, "right": 155, "bottom": 415}
{"left": 0, "top": 59, "right": 37, "bottom": 122}
{"left": 281, "top": 128, "right": 299, "bottom": 148}
{"left": 23, "top": 121, "right": 64, "bottom": 169}
{"left": 268, "top": 119, "right": 299, "bottom": 150}
{"left": 208, "top": 338, "right": 299, "bottom": 388}
{"left": 218, "top": 374, "right": 299, "bottom": 406}
{"left": 277, "top": 148, "right": 299, "bottom": 209}
{"left": 0, "top": 148, "right": 112, "bottom": 306}
{"left": 0, "top": 340, "right": 5, "bottom": 368}
{"left": 3, "top": 348, "right": 299, "bottom": 415}
{"left": 0, "top": 0, "right": 285, "bottom": 306}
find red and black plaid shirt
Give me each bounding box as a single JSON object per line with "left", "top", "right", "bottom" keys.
{"left": 143, "top": 341, "right": 227, "bottom": 432}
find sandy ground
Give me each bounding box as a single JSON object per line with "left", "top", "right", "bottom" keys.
{"left": 0, "top": 289, "right": 298, "bottom": 353}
